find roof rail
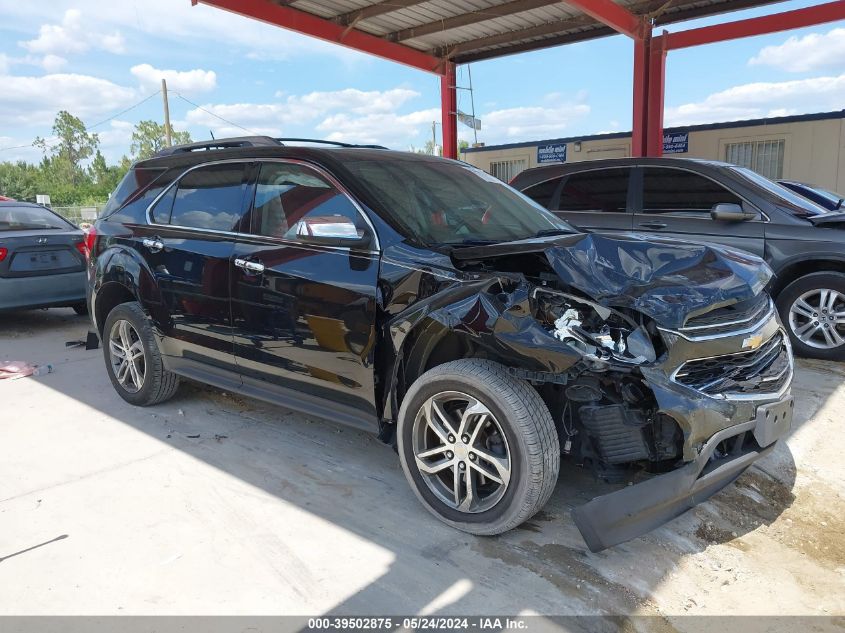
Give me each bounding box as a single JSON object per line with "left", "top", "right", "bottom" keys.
{"left": 154, "top": 136, "right": 282, "bottom": 157}
{"left": 274, "top": 138, "right": 389, "bottom": 150}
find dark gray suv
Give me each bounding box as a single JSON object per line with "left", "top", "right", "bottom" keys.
{"left": 512, "top": 158, "right": 845, "bottom": 360}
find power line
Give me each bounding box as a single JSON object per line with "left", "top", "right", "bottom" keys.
{"left": 173, "top": 93, "right": 260, "bottom": 136}
{"left": 0, "top": 90, "right": 162, "bottom": 154}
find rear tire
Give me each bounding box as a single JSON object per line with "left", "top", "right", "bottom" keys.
{"left": 397, "top": 359, "right": 559, "bottom": 535}
{"left": 776, "top": 272, "right": 845, "bottom": 360}
{"left": 102, "top": 302, "right": 179, "bottom": 406}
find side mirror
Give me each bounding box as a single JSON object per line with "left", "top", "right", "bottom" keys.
{"left": 711, "top": 203, "right": 758, "bottom": 222}
{"left": 292, "top": 216, "right": 373, "bottom": 249}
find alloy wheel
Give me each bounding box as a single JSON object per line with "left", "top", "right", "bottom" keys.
{"left": 411, "top": 391, "right": 511, "bottom": 514}
{"left": 789, "top": 289, "right": 845, "bottom": 349}
{"left": 108, "top": 319, "right": 146, "bottom": 393}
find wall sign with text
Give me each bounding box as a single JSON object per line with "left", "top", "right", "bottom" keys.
{"left": 537, "top": 143, "right": 567, "bottom": 163}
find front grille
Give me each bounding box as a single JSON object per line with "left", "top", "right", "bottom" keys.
{"left": 679, "top": 294, "right": 771, "bottom": 337}
{"left": 674, "top": 332, "right": 790, "bottom": 397}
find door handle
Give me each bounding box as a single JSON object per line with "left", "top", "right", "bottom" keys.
{"left": 142, "top": 237, "right": 164, "bottom": 253}
{"left": 638, "top": 221, "right": 668, "bottom": 230}
{"left": 234, "top": 258, "right": 265, "bottom": 274}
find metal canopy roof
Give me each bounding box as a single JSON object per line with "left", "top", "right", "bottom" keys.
{"left": 276, "top": 0, "right": 783, "bottom": 64}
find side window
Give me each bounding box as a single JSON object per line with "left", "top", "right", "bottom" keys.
{"left": 556, "top": 168, "right": 630, "bottom": 213}
{"left": 250, "top": 162, "right": 368, "bottom": 242}
{"left": 642, "top": 168, "right": 742, "bottom": 214}
{"left": 153, "top": 163, "right": 248, "bottom": 231}
{"left": 522, "top": 177, "right": 562, "bottom": 209}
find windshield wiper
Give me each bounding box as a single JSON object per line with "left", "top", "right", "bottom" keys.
{"left": 534, "top": 228, "right": 574, "bottom": 237}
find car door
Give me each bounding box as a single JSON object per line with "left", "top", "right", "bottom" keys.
{"left": 545, "top": 167, "right": 634, "bottom": 233}
{"left": 632, "top": 166, "right": 765, "bottom": 256}
{"left": 230, "top": 160, "right": 380, "bottom": 430}
{"left": 143, "top": 161, "right": 251, "bottom": 377}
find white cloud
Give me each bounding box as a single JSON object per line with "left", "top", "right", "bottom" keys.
{"left": 0, "top": 72, "right": 136, "bottom": 127}
{"left": 184, "top": 88, "right": 429, "bottom": 143}
{"left": 40, "top": 54, "right": 67, "bottom": 73}
{"left": 665, "top": 74, "right": 845, "bottom": 126}
{"left": 318, "top": 108, "right": 441, "bottom": 146}
{"left": 97, "top": 120, "right": 135, "bottom": 162}
{"left": 4, "top": 0, "right": 367, "bottom": 66}
{"left": 130, "top": 63, "right": 217, "bottom": 94}
{"left": 478, "top": 95, "right": 591, "bottom": 143}
{"left": 20, "top": 9, "right": 125, "bottom": 57}
{"left": 750, "top": 28, "right": 845, "bottom": 73}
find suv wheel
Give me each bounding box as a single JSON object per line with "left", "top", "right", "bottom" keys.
{"left": 103, "top": 302, "right": 180, "bottom": 406}
{"left": 777, "top": 272, "right": 845, "bottom": 360}
{"left": 397, "top": 359, "right": 559, "bottom": 535}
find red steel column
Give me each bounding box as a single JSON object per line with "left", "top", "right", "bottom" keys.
{"left": 631, "top": 32, "right": 650, "bottom": 157}
{"left": 441, "top": 62, "right": 458, "bottom": 159}
{"left": 646, "top": 34, "right": 667, "bottom": 157}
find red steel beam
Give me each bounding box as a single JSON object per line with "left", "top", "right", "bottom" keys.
{"left": 441, "top": 62, "right": 458, "bottom": 159}
{"left": 562, "top": 0, "right": 643, "bottom": 38}
{"left": 664, "top": 0, "right": 845, "bottom": 50}
{"left": 631, "top": 33, "right": 650, "bottom": 157}
{"left": 194, "top": 0, "right": 445, "bottom": 74}
{"left": 645, "top": 33, "right": 667, "bottom": 157}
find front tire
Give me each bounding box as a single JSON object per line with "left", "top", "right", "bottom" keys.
{"left": 776, "top": 272, "right": 845, "bottom": 360}
{"left": 72, "top": 302, "right": 88, "bottom": 316}
{"left": 102, "top": 302, "right": 180, "bottom": 406}
{"left": 397, "top": 359, "right": 559, "bottom": 535}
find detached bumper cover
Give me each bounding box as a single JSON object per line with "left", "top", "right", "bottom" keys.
{"left": 572, "top": 395, "right": 793, "bottom": 552}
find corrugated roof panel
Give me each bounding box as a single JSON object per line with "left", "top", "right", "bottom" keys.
{"left": 256, "top": 0, "right": 789, "bottom": 62}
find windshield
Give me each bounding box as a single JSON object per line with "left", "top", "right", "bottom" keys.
{"left": 344, "top": 158, "right": 576, "bottom": 246}
{"left": 0, "top": 205, "right": 74, "bottom": 231}
{"left": 733, "top": 167, "right": 829, "bottom": 217}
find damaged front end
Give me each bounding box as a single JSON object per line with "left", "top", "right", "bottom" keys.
{"left": 385, "top": 233, "right": 793, "bottom": 552}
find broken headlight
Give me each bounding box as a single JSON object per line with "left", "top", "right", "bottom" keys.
{"left": 535, "top": 289, "right": 657, "bottom": 365}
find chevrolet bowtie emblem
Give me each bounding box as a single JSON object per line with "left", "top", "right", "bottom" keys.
{"left": 742, "top": 334, "right": 764, "bottom": 350}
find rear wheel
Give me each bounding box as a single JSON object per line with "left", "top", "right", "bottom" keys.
{"left": 397, "top": 359, "right": 559, "bottom": 535}
{"left": 102, "top": 302, "right": 179, "bottom": 406}
{"left": 777, "top": 272, "right": 845, "bottom": 360}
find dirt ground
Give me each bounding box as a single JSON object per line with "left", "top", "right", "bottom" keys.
{"left": 1, "top": 308, "right": 844, "bottom": 625}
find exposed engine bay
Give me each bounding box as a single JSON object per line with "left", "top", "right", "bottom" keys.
{"left": 531, "top": 286, "right": 683, "bottom": 480}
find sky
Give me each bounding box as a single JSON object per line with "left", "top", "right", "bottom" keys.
{"left": 0, "top": 0, "right": 843, "bottom": 164}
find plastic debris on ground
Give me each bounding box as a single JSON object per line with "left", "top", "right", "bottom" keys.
{"left": 0, "top": 362, "right": 53, "bottom": 380}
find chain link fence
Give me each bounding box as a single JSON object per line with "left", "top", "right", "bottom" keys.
{"left": 52, "top": 205, "right": 105, "bottom": 227}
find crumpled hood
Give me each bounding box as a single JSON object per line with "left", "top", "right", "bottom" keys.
{"left": 452, "top": 232, "right": 772, "bottom": 329}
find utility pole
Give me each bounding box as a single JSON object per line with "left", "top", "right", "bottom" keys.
{"left": 161, "top": 78, "right": 173, "bottom": 147}
{"left": 431, "top": 120, "right": 437, "bottom": 155}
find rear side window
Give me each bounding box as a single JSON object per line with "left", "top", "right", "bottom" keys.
{"left": 249, "top": 162, "right": 367, "bottom": 241}
{"left": 101, "top": 167, "right": 167, "bottom": 223}
{"left": 522, "top": 177, "right": 562, "bottom": 209}
{"left": 556, "top": 168, "right": 630, "bottom": 213}
{"left": 642, "top": 167, "right": 742, "bottom": 214}
{"left": 153, "top": 163, "right": 249, "bottom": 231}
{"left": 0, "top": 205, "right": 74, "bottom": 231}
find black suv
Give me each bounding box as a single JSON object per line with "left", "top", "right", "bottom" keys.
{"left": 88, "top": 138, "right": 793, "bottom": 551}
{"left": 512, "top": 157, "right": 845, "bottom": 360}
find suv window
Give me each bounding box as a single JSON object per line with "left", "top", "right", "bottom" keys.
{"left": 642, "top": 167, "right": 742, "bottom": 214}
{"left": 153, "top": 163, "right": 249, "bottom": 231}
{"left": 556, "top": 168, "right": 630, "bottom": 213}
{"left": 522, "top": 177, "right": 562, "bottom": 209}
{"left": 250, "top": 162, "right": 367, "bottom": 241}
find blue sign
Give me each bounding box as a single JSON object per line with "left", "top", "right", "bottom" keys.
{"left": 537, "top": 143, "right": 567, "bottom": 164}
{"left": 663, "top": 131, "right": 689, "bottom": 154}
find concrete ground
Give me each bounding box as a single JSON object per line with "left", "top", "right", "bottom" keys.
{"left": 1, "top": 308, "right": 844, "bottom": 622}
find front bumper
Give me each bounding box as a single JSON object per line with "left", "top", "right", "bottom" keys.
{"left": 572, "top": 303, "right": 794, "bottom": 552}
{"left": 572, "top": 395, "right": 793, "bottom": 552}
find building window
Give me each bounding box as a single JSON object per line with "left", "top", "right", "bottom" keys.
{"left": 489, "top": 159, "right": 527, "bottom": 183}
{"left": 725, "top": 139, "right": 785, "bottom": 180}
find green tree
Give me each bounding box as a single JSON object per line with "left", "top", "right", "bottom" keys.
{"left": 34, "top": 110, "right": 100, "bottom": 186}
{"left": 130, "top": 120, "right": 192, "bottom": 160}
